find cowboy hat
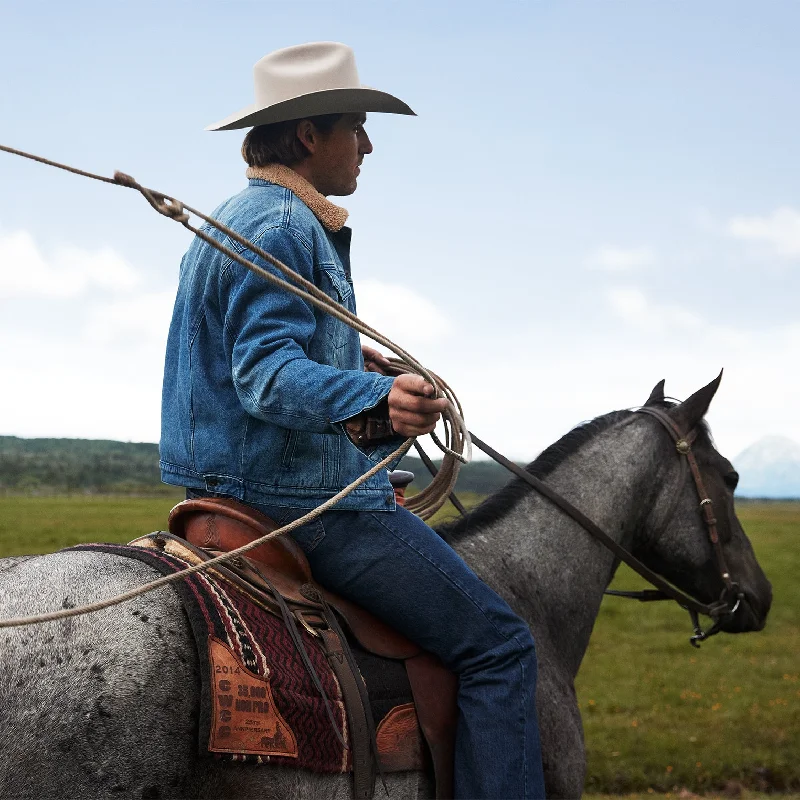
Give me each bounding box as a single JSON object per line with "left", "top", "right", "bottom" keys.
{"left": 206, "top": 42, "right": 415, "bottom": 131}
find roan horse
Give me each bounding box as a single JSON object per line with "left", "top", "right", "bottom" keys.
{"left": 0, "top": 376, "right": 772, "bottom": 800}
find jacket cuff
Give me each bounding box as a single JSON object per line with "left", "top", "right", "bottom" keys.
{"left": 330, "top": 374, "right": 395, "bottom": 425}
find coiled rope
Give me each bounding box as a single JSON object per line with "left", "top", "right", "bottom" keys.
{"left": 0, "top": 143, "right": 470, "bottom": 627}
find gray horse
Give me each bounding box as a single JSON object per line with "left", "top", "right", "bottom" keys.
{"left": 0, "top": 377, "right": 772, "bottom": 800}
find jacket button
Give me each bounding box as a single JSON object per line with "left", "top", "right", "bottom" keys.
{"left": 207, "top": 477, "right": 218, "bottom": 487}
{"left": 385, "top": 494, "right": 394, "bottom": 505}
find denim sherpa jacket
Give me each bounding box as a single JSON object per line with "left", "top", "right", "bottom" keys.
{"left": 160, "top": 165, "right": 401, "bottom": 510}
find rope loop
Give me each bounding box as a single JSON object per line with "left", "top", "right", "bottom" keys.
{"left": 112, "top": 171, "right": 190, "bottom": 224}
{"left": 155, "top": 195, "right": 190, "bottom": 224}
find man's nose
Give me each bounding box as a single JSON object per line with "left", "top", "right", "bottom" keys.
{"left": 359, "top": 130, "right": 373, "bottom": 155}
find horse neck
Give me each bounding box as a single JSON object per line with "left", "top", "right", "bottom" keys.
{"left": 454, "top": 417, "right": 665, "bottom": 679}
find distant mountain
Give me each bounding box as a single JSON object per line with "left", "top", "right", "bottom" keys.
{"left": 734, "top": 436, "right": 800, "bottom": 499}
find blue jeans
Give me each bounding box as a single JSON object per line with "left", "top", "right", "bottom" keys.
{"left": 188, "top": 491, "right": 545, "bottom": 799}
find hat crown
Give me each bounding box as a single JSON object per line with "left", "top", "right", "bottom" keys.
{"left": 254, "top": 42, "right": 361, "bottom": 107}
{"left": 205, "top": 41, "right": 414, "bottom": 131}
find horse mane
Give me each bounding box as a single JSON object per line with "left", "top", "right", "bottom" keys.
{"left": 437, "top": 400, "right": 714, "bottom": 542}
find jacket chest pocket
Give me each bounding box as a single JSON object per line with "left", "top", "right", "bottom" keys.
{"left": 319, "top": 267, "right": 355, "bottom": 359}
{"left": 321, "top": 266, "right": 354, "bottom": 306}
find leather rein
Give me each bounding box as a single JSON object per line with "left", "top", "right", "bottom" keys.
{"left": 451, "top": 408, "right": 744, "bottom": 647}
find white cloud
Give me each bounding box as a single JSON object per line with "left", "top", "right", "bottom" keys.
{"left": 82, "top": 289, "right": 175, "bottom": 346}
{"left": 0, "top": 229, "right": 140, "bottom": 298}
{"left": 606, "top": 286, "right": 703, "bottom": 332}
{"left": 0, "top": 327, "right": 166, "bottom": 442}
{"left": 0, "top": 230, "right": 171, "bottom": 442}
{"left": 354, "top": 279, "right": 452, "bottom": 347}
{"left": 727, "top": 206, "right": 800, "bottom": 258}
{"left": 586, "top": 245, "right": 655, "bottom": 271}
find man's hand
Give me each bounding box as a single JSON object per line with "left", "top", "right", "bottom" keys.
{"left": 387, "top": 374, "right": 448, "bottom": 437}
{"left": 362, "top": 344, "right": 392, "bottom": 374}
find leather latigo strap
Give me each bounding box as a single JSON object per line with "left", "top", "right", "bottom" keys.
{"left": 319, "top": 628, "right": 376, "bottom": 800}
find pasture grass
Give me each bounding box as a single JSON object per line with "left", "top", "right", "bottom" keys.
{"left": 0, "top": 492, "right": 183, "bottom": 556}
{"left": 0, "top": 495, "right": 797, "bottom": 794}
{"left": 578, "top": 502, "right": 800, "bottom": 794}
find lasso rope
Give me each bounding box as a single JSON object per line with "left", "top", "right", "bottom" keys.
{"left": 0, "top": 143, "right": 469, "bottom": 627}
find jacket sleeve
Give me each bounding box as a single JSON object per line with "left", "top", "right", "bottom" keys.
{"left": 221, "top": 226, "right": 395, "bottom": 434}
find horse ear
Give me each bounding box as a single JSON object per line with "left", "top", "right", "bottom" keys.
{"left": 644, "top": 379, "right": 666, "bottom": 406}
{"left": 671, "top": 370, "right": 723, "bottom": 431}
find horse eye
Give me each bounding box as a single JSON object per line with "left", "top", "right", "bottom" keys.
{"left": 724, "top": 471, "right": 739, "bottom": 491}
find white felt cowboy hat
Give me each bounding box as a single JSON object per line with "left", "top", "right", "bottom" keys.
{"left": 206, "top": 42, "right": 415, "bottom": 131}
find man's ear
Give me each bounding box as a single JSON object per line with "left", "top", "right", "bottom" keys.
{"left": 296, "top": 120, "right": 317, "bottom": 154}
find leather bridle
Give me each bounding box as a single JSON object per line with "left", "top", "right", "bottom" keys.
{"left": 457, "top": 410, "right": 745, "bottom": 647}
{"left": 633, "top": 407, "right": 743, "bottom": 645}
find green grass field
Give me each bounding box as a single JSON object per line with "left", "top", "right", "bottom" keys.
{"left": 0, "top": 496, "right": 797, "bottom": 794}
{"left": 578, "top": 502, "right": 799, "bottom": 794}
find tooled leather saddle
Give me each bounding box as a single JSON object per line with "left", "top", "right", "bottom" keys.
{"left": 167, "top": 487, "right": 457, "bottom": 800}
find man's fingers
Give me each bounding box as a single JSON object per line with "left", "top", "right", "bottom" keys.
{"left": 387, "top": 375, "right": 448, "bottom": 437}
{"left": 395, "top": 373, "right": 437, "bottom": 397}
{"left": 390, "top": 393, "right": 448, "bottom": 414}
{"left": 390, "top": 409, "right": 441, "bottom": 429}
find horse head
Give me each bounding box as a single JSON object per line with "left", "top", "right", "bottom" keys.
{"left": 635, "top": 374, "right": 772, "bottom": 636}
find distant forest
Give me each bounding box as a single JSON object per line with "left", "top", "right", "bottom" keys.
{"left": 0, "top": 437, "right": 167, "bottom": 495}
{"left": 0, "top": 436, "right": 520, "bottom": 496}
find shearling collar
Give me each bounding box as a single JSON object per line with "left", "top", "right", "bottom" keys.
{"left": 246, "top": 164, "right": 349, "bottom": 232}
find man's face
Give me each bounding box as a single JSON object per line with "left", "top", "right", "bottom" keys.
{"left": 306, "top": 113, "right": 373, "bottom": 196}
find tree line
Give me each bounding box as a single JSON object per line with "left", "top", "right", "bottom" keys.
{"left": 0, "top": 436, "right": 519, "bottom": 496}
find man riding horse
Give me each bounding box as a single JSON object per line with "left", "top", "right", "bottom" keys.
{"left": 159, "top": 42, "right": 546, "bottom": 799}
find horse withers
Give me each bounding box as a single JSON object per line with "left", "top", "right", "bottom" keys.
{"left": 0, "top": 375, "right": 772, "bottom": 799}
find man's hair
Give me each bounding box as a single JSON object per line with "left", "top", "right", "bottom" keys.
{"left": 241, "top": 114, "right": 343, "bottom": 168}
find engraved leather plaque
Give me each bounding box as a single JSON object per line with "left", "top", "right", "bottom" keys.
{"left": 207, "top": 636, "right": 298, "bottom": 757}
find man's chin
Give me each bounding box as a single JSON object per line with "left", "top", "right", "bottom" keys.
{"left": 328, "top": 180, "right": 358, "bottom": 197}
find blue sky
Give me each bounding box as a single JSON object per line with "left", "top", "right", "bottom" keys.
{"left": 1, "top": 0, "right": 798, "bottom": 463}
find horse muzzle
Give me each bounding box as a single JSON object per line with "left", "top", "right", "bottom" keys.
{"left": 717, "top": 582, "right": 772, "bottom": 634}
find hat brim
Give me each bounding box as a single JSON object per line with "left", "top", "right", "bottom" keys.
{"left": 205, "top": 87, "right": 415, "bottom": 131}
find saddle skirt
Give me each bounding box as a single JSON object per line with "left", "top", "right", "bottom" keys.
{"left": 160, "top": 497, "right": 457, "bottom": 800}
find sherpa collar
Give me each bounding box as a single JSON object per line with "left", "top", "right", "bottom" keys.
{"left": 246, "top": 164, "right": 349, "bottom": 232}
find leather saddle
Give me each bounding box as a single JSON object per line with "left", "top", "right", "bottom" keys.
{"left": 167, "top": 493, "right": 457, "bottom": 800}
